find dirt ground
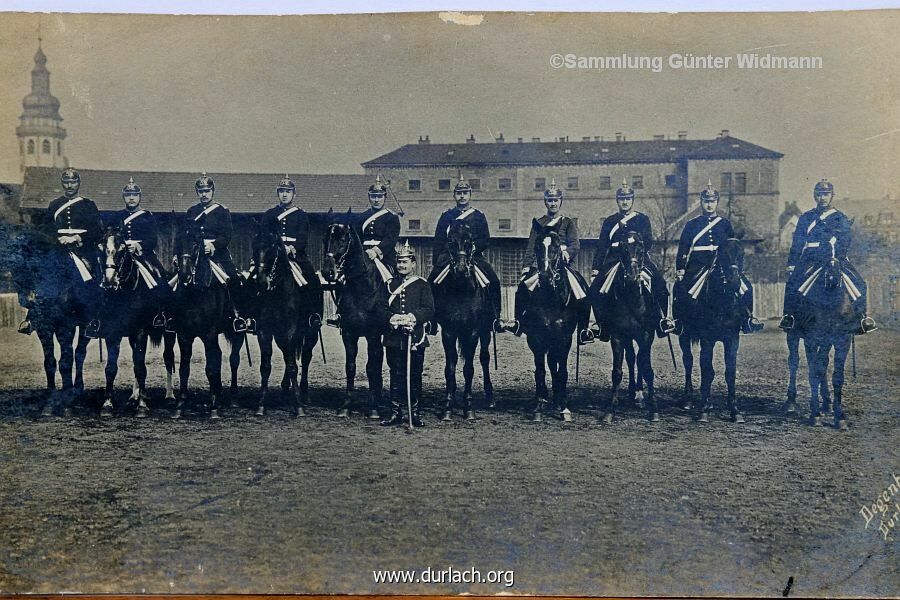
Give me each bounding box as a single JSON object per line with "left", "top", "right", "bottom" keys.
{"left": 0, "top": 325, "right": 897, "bottom": 596}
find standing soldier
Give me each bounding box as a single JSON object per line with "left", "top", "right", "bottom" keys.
{"left": 44, "top": 167, "right": 104, "bottom": 338}
{"left": 379, "top": 240, "right": 434, "bottom": 427}
{"left": 355, "top": 174, "right": 400, "bottom": 283}
{"left": 109, "top": 177, "right": 169, "bottom": 327}
{"left": 591, "top": 179, "right": 673, "bottom": 341}
{"left": 175, "top": 173, "right": 252, "bottom": 332}
{"left": 673, "top": 181, "right": 759, "bottom": 333}
{"left": 429, "top": 174, "right": 503, "bottom": 332}
{"left": 504, "top": 179, "right": 593, "bottom": 344}
{"left": 779, "top": 179, "right": 876, "bottom": 334}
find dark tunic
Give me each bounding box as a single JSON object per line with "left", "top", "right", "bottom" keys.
{"left": 254, "top": 203, "right": 317, "bottom": 280}
{"left": 44, "top": 194, "right": 104, "bottom": 281}
{"left": 175, "top": 201, "right": 238, "bottom": 279}
{"left": 355, "top": 207, "right": 401, "bottom": 268}
{"left": 593, "top": 210, "right": 654, "bottom": 272}
{"left": 432, "top": 205, "right": 490, "bottom": 266}
{"left": 110, "top": 208, "right": 167, "bottom": 281}
{"left": 379, "top": 275, "right": 435, "bottom": 350}
{"left": 676, "top": 213, "right": 736, "bottom": 278}
{"left": 523, "top": 213, "right": 580, "bottom": 270}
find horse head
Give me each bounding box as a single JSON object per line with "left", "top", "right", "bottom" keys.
{"left": 531, "top": 219, "right": 562, "bottom": 287}
{"left": 717, "top": 238, "right": 745, "bottom": 292}
{"left": 102, "top": 228, "right": 131, "bottom": 290}
{"left": 615, "top": 230, "right": 645, "bottom": 284}
{"left": 447, "top": 220, "right": 475, "bottom": 275}
{"left": 322, "top": 215, "right": 354, "bottom": 283}
{"left": 824, "top": 255, "right": 842, "bottom": 292}
{"left": 178, "top": 239, "right": 209, "bottom": 287}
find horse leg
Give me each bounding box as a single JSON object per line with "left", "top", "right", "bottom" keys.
{"left": 552, "top": 334, "right": 572, "bottom": 422}
{"left": 442, "top": 330, "right": 459, "bottom": 421}
{"left": 461, "top": 332, "right": 477, "bottom": 420}
{"left": 204, "top": 334, "right": 223, "bottom": 419}
{"left": 281, "top": 341, "right": 300, "bottom": 417}
{"left": 256, "top": 331, "right": 273, "bottom": 416}
{"left": 73, "top": 329, "right": 90, "bottom": 396}
{"left": 679, "top": 334, "right": 694, "bottom": 411}
{"left": 603, "top": 337, "right": 625, "bottom": 424}
{"left": 163, "top": 331, "right": 177, "bottom": 401}
{"left": 56, "top": 324, "right": 76, "bottom": 416}
{"left": 228, "top": 333, "right": 243, "bottom": 407}
{"left": 364, "top": 333, "right": 385, "bottom": 419}
{"left": 832, "top": 335, "right": 851, "bottom": 430}
{"left": 625, "top": 341, "right": 642, "bottom": 407}
{"left": 529, "top": 339, "right": 548, "bottom": 422}
{"left": 101, "top": 336, "right": 122, "bottom": 417}
{"left": 819, "top": 348, "right": 833, "bottom": 415}
{"left": 479, "top": 331, "right": 495, "bottom": 409}
{"left": 130, "top": 332, "right": 150, "bottom": 417}
{"left": 698, "top": 338, "right": 715, "bottom": 423}
{"left": 298, "top": 332, "right": 317, "bottom": 417}
{"left": 173, "top": 334, "right": 193, "bottom": 419}
{"left": 785, "top": 330, "right": 800, "bottom": 413}
{"left": 725, "top": 334, "right": 743, "bottom": 423}
{"left": 338, "top": 332, "right": 358, "bottom": 417}
{"left": 638, "top": 333, "right": 658, "bottom": 422}
{"left": 803, "top": 339, "right": 823, "bottom": 425}
{"left": 37, "top": 330, "right": 57, "bottom": 416}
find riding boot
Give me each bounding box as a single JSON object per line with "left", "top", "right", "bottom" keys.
{"left": 84, "top": 316, "right": 101, "bottom": 339}
{"left": 490, "top": 283, "right": 503, "bottom": 333}
{"left": 504, "top": 285, "right": 527, "bottom": 336}
{"left": 577, "top": 301, "right": 594, "bottom": 345}
{"left": 226, "top": 278, "right": 248, "bottom": 333}
{"left": 17, "top": 309, "right": 33, "bottom": 335}
{"left": 857, "top": 314, "right": 877, "bottom": 335}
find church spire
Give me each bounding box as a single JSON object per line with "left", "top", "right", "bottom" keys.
{"left": 16, "top": 36, "right": 68, "bottom": 176}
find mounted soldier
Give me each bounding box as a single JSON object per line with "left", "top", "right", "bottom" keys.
{"left": 779, "top": 179, "right": 876, "bottom": 334}
{"left": 428, "top": 174, "right": 503, "bottom": 333}
{"left": 108, "top": 177, "right": 169, "bottom": 327}
{"left": 174, "top": 173, "right": 253, "bottom": 332}
{"left": 254, "top": 174, "right": 320, "bottom": 311}
{"left": 504, "top": 179, "right": 593, "bottom": 345}
{"left": 354, "top": 174, "right": 400, "bottom": 284}
{"left": 591, "top": 179, "right": 673, "bottom": 341}
{"left": 43, "top": 167, "right": 105, "bottom": 338}
{"left": 378, "top": 240, "right": 435, "bottom": 428}
{"left": 673, "top": 180, "right": 761, "bottom": 335}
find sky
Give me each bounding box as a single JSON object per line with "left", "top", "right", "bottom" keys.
{"left": 0, "top": 11, "right": 897, "bottom": 208}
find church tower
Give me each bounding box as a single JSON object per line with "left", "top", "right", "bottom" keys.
{"left": 16, "top": 38, "right": 68, "bottom": 174}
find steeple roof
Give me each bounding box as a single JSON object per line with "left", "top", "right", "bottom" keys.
{"left": 20, "top": 39, "right": 62, "bottom": 121}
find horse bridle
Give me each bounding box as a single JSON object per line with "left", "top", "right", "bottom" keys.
{"left": 103, "top": 234, "right": 134, "bottom": 291}
{"left": 324, "top": 224, "right": 352, "bottom": 279}
{"left": 538, "top": 235, "right": 563, "bottom": 288}
{"left": 447, "top": 228, "right": 475, "bottom": 273}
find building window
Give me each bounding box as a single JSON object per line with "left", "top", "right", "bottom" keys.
{"left": 598, "top": 176, "right": 611, "bottom": 190}
{"left": 632, "top": 176, "right": 643, "bottom": 189}
{"left": 735, "top": 172, "right": 747, "bottom": 193}
{"left": 882, "top": 212, "right": 894, "bottom": 225}
{"left": 534, "top": 177, "right": 546, "bottom": 191}
{"left": 469, "top": 178, "right": 481, "bottom": 191}
{"left": 567, "top": 177, "right": 579, "bottom": 190}
{"left": 407, "top": 179, "right": 421, "bottom": 191}
{"left": 665, "top": 174, "right": 677, "bottom": 188}
{"left": 57, "top": 141, "right": 62, "bottom": 156}
{"left": 27, "top": 140, "right": 35, "bottom": 154}
{"left": 438, "top": 179, "right": 451, "bottom": 191}
{"left": 407, "top": 219, "right": 421, "bottom": 231}
{"left": 498, "top": 178, "right": 512, "bottom": 190}
{"left": 42, "top": 139, "right": 51, "bottom": 154}
{"left": 498, "top": 219, "right": 512, "bottom": 231}
{"left": 721, "top": 172, "right": 732, "bottom": 191}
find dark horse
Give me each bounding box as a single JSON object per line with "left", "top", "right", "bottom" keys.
{"left": 520, "top": 220, "right": 580, "bottom": 422}
{"left": 255, "top": 231, "right": 323, "bottom": 416}
{"left": 170, "top": 240, "right": 232, "bottom": 419}
{"left": 433, "top": 221, "right": 495, "bottom": 421}
{"left": 678, "top": 238, "right": 752, "bottom": 423}
{"left": 785, "top": 254, "right": 859, "bottom": 429}
{"left": 97, "top": 230, "right": 176, "bottom": 417}
{"left": 321, "top": 214, "right": 385, "bottom": 419}
{"left": 591, "top": 232, "right": 660, "bottom": 423}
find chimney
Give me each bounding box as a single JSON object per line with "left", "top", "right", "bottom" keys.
{"left": 531, "top": 137, "right": 541, "bottom": 143}
{"left": 653, "top": 134, "right": 665, "bottom": 140}
{"left": 517, "top": 137, "right": 523, "bottom": 143}
{"left": 594, "top": 136, "right": 601, "bottom": 141}
{"left": 466, "top": 134, "right": 476, "bottom": 144}
{"left": 720, "top": 129, "right": 730, "bottom": 138}
{"left": 495, "top": 132, "right": 505, "bottom": 143}
{"left": 615, "top": 132, "right": 623, "bottom": 142}
{"left": 418, "top": 135, "right": 430, "bottom": 144}
{"left": 677, "top": 130, "right": 687, "bottom": 140}
{"left": 582, "top": 136, "right": 591, "bottom": 142}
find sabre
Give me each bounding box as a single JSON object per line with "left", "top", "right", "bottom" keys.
{"left": 318, "top": 327, "right": 327, "bottom": 364}
{"left": 492, "top": 329, "right": 498, "bottom": 370}
{"left": 851, "top": 334, "right": 857, "bottom": 379}
{"left": 666, "top": 333, "right": 678, "bottom": 372}
{"left": 244, "top": 333, "right": 253, "bottom": 368}
{"left": 575, "top": 337, "right": 580, "bottom": 385}
{"left": 405, "top": 332, "right": 414, "bottom": 432}
{"left": 98, "top": 337, "right": 103, "bottom": 364}
{"left": 382, "top": 174, "right": 405, "bottom": 218}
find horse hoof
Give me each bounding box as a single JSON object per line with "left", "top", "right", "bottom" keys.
{"left": 136, "top": 407, "right": 148, "bottom": 419}
{"left": 697, "top": 412, "right": 709, "bottom": 423}
{"left": 229, "top": 399, "right": 240, "bottom": 410}
{"left": 809, "top": 416, "right": 823, "bottom": 427}
{"left": 367, "top": 409, "right": 380, "bottom": 420}
{"left": 733, "top": 413, "right": 745, "bottom": 424}
{"left": 337, "top": 408, "right": 350, "bottom": 418}
{"left": 649, "top": 412, "right": 660, "bottom": 423}
{"left": 530, "top": 413, "right": 542, "bottom": 423}
{"left": 62, "top": 407, "right": 73, "bottom": 418}
{"left": 600, "top": 413, "right": 613, "bottom": 425}
{"left": 634, "top": 391, "right": 644, "bottom": 409}
{"left": 681, "top": 401, "right": 693, "bottom": 412}
{"left": 171, "top": 409, "right": 183, "bottom": 420}
{"left": 295, "top": 406, "right": 307, "bottom": 417}
{"left": 836, "top": 419, "right": 849, "bottom": 431}
{"left": 465, "top": 410, "right": 476, "bottom": 421}
{"left": 560, "top": 408, "right": 572, "bottom": 422}
{"left": 441, "top": 411, "right": 452, "bottom": 422}
{"left": 487, "top": 401, "right": 497, "bottom": 409}
{"left": 210, "top": 409, "right": 221, "bottom": 420}
{"left": 100, "top": 401, "right": 113, "bottom": 418}
{"left": 255, "top": 406, "right": 265, "bottom": 417}
{"left": 40, "top": 405, "right": 54, "bottom": 418}
{"left": 784, "top": 401, "right": 797, "bottom": 415}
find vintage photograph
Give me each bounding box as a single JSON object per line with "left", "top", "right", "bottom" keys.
{"left": 0, "top": 9, "right": 897, "bottom": 596}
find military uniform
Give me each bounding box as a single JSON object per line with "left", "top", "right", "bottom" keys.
{"left": 591, "top": 209, "right": 670, "bottom": 334}
{"left": 176, "top": 200, "right": 239, "bottom": 281}
{"left": 45, "top": 192, "right": 104, "bottom": 283}
{"left": 254, "top": 202, "right": 318, "bottom": 285}
{"left": 355, "top": 206, "right": 400, "bottom": 279}
{"left": 110, "top": 207, "right": 168, "bottom": 286}
{"left": 378, "top": 272, "right": 435, "bottom": 425}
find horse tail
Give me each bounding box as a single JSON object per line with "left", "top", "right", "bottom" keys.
{"left": 148, "top": 329, "right": 163, "bottom": 349}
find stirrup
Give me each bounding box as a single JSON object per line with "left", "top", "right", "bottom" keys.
{"left": 309, "top": 313, "right": 322, "bottom": 329}
{"left": 152, "top": 312, "right": 167, "bottom": 328}
{"left": 244, "top": 318, "right": 257, "bottom": 334}
{"left": 502, "top": 319, "right": 522, "bottom": 336}
{"left": 745, "top": 316, "right": 764, "bottom": 333}
{"left": 578, "top": 328, "right": 595, "bottom": 345}
{"left": 858, "top": 316, "right": 877, "bottom": 334}
{"left": 17, "top": 320, "right": 33, "bottom": 335}
{"left": 778, "top": 314, "right": 794, "bottom": 331}
{"left": 84, "top": 319, "right": 101, "bottom": 339}
{"left": 164, "top": 317, "right": 177, "bottom": 333}
{"left": 326, "top": 315, "right": 341, "bottom": 328}
{"left": 659, "top": 318, "right": 676, "bottom": 335}
{"left": 492, "top": 318, "right": 505, "bottom": 334}
{"left": 232, "top": 316, "right": 248, "bottom": 334}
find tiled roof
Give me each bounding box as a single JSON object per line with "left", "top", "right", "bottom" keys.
{"left": 363, "top": 135, "right": 783, "bottom": 168}
{"left": 20, "top": 168, "right": 372, "bottom": 214}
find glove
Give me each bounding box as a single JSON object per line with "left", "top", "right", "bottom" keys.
{"left": 72, "top": 234, "right": 83, "bottom": 247}
{"left": 786, "top": 266, "right": 795, "bottom": 274}
{"left": 519, "top": 267, "right": 530, "bottom": 279}
{"left": 675, "top": 269, "right": 685, "bottom": 282}
{"left": 203, "top": 240, "right": 215, "bottom": 255}
{"left": 590, "top": 269, "right": 599, "bottom": 284}
{"left": 365, "top": 248, "right": 379, "bottom": 260}
{"left": 285, "top": 244, "right": 297, "bottom": 258}
{"left": 560, "top": 245, "right": 570, "bottom": 262}
{"left": 125, "top": 240, "right": 143, "bottom": 255}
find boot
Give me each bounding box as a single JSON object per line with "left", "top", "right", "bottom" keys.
{"left": 657, "top": 317, "right": 676, "bottom": 337}
{"left": 596, "top": 321, "right": 611, "bottom": 342}
{"left": 857, "top": 316, "right": 877, "bottom": 334}
{"left": 779, "top": 314, "right": 794, "bottom": 331}
{"left": 380, "top": 412, "right": 404, "bottom": 426}
{"left": 503, "top": 319, "right": 522, "bottom": 336}
{"left": 578, "top": 328, "right": 595, "bottom": 345}
{"left": 412, "top": 413, "right": 425, "bottom": 427}
{"left": 492, "top": 318, "right": 505, "bottom": 334}
{"left": 152, "top": 311, "right": 166, "bottom": 329}
{"left": 84, "top": 319, "right": 101, "bottom": 339}
{"left": 308, "top": 313, "right": 322, "bottom": 329}
{"left": 232, "top": 316, "right": 248, "bottom": 334}
{"left": 427, "top": 320, "right": 439, "bottom": 336}
{"left": 326, "top": 314, "right": 341, "bottom": 328}
{"left": 17, "top": 319, "right": 33, "bottom": 335}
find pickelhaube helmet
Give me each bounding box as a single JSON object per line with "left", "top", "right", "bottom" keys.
{"left": 61, "top": 167, "right": 80, "bottom": 183}
{"left": 122, "top": 176, "right": 141, "bottom": 195}
{"left": 395, "top": 239, "right": 415, "bottom": 260}
{"left": 813, "top": 179, "right": 834, "bottom": 196}
{"left": 700, "top": 179, "right": 720, "bottom": 201}
{"left": 277, "top": 174, "right": 296, "bottom": 192}
{"left": 453, "top": 174, "right": 472, "bottom": 193}
{"left": 544, "top": 178, "right": 563, "bottom": 201}
{"left": 368, "top": 174, "right": 388, "bottom": 198}
{"left": 195, "top": 172, "right": 215, "bottom": 192}
{"left": 616, "top": 178, "right": 635, "bottom": 201}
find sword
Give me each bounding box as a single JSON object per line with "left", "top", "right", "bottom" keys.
{"left": 666, "top": 333, "right": 677, "bottom": 372}
{"left": 319, "top": 327, "right": 327, "bottom": 364}
{"left": 575, "top": 338, "right": 580, "bottom": 385}
{"left": 244, "top": 333, "right": 253, "bottom": 368}
{"left": 98, "top": 337, "right": 103, "bottom": 364}
{"left": 405, "top": 334, "right": 414, "bottom": 432}
{"left": 492, "top": 329, "right": 498, "bottom": 370}
{"left": 851, "top": 334, "right": 857, "bottom": 379}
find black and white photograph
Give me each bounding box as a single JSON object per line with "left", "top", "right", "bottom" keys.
{"left": 0, "top": 7, "right": 897, "bottom": 597}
